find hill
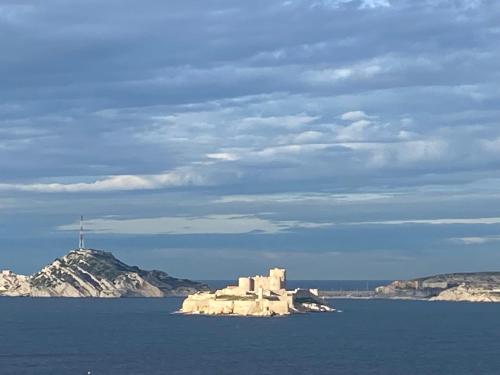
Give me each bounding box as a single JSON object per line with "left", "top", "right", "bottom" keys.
{"left": 1, "top": 249, "right": 208, "bottom": 298}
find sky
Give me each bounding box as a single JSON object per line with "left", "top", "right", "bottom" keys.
{"left": 1, "top": 0, "right": 500, "bottom": 280}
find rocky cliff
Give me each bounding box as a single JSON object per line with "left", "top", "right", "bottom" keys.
{"left": 0, "top": 270, "right": 31, "bottom": 297}
{"left": 375, "top": 272, "right": 500, "bottom": 302}
{"left": 1, "top": 249, "right": 208, "bottom": 298}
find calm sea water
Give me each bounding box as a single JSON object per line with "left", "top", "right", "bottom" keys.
{"left": 1, "top": 281, "right": 500, "bottom": 375}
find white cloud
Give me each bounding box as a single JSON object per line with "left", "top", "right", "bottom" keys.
{"left": 239, "top": 114, "right": 318, "bottom": 129}
{"left": 352, "top": 217, "right": 500, "bottom": 225}
{"left": 340, "top": 111, "right": 372, "bottom": 121}
{"left": 303, "top": 63, "right": 382, "bottom": 84}
{"left": 336, "top": 116, "right": 419, "bottom": 143}
{"left": 342, "top": 139, "right": 448, "bottom": 167}
{"left": 359, "top": 0, "right": 391, "bottom": 9}
{"left": 277, "top": 130, "right": 325, "bottom": 145}
{"left": 255, "top": 143, "right": 331, "bottom": 157}
{"left": 0, "top": 169, "right": 205, "bottom": 193}
{"left": 215, "top": 192, "right": 397, "bottom": 203}
{"left": 336, "top": 119, "right": 374, "bottom": 141}
{"left": 291, "top": 130, "right": 325, "bottom": 143}
{"left": 57, "top": 215, "right": 329, "bottom": 235}
{"left": 425, "top": 0, "right": 484, "bottom": 10}
{"left": 299, "top": 0, "right": 391, "bottom": 9}
{"left": 74, "top": 214, "right": 500, "bottom": 236}
{"left": 304, "top": 54, "right": 444, "bottom": 86}
{"left": 480, "top": 137, "right": 500, "bottom": 154}
{"left": 451, "top": 236, "right": 500, "bottom": 245}
{"left": 206, "top": 152, "right": 239, "bottom": 161}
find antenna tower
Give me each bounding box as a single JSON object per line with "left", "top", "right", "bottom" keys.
{"left": 79, "top": 215, "right": 85, "bottom": 249}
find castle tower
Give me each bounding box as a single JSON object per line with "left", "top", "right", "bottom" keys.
{"left": 269, "top": 268, "right": 286, "bottom": 291}
{"left": 79, "top": 215, "right": 85, "bottom": 249}
{"left": 238, "top": 277, "right": 254, "bottom": 292}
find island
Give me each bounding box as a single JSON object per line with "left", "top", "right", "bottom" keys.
{"left": 180, "top": 268, "right": 335, "bottom": 316}
{"left": 0, "top": 248, "right": 208, "bottom": 297}
{"left": 375, "top": 272, "right": 500, "bottom": 302}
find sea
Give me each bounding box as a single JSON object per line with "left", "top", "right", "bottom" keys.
{"left": 1, "top": 280, "right": 500, "bottom": 375}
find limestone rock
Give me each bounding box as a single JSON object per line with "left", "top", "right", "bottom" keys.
{"left": 376, "top": 272, "right": 500, "bottom": 302}
{"left": 0, "top": 270, "right": 31, "bottom": 297}
{"left": 431, "top": 284, "right": 500, "bottom": 302}
{"left": 2, "top": 248, "right": 208, "bottom": 298}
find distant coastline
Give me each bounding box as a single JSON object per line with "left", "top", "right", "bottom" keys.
{"left": 373, "top": 272, "right": 500, "bottom": 303}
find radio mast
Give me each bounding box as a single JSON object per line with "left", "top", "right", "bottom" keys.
{"left": 79, "top": 215, "right": 85, "bottom": 249}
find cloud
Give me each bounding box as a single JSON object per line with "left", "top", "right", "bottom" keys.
{"left": 2, "top": 1, "right": 500, "bottom": 194}
{"left": 340, "top": 139, "right": 449, "bottom": 167}
{"left": 480, "top": 137, "right": 500, "bottom": 154}
{"left": 359, "top": 0, "right": 391, "bottom": 8}
{"left": 451, "top": 236, "right": 500, "bottom": 245}
{"left": 337, "top": 120, "right": 374, "bottom": 141}
{"left": 297, "top": 0, "right": 391, "bottom": 9}
{"left": 340, "top": 111, "right": 372, "bottom": 121}
{"left": 0, "top": 169, "right": 205, "bottom": 193}
{"left": 303, "top": 63, "right": 383, "bottom": 84}
{"left": 2, "top": 0, "right": 500, "bottom": 277}
{"left": 238, "top": 114, "right": 319, "bottom": 129}
{"left": 215, "top": 192, "right": 397, "bottom": 203}
{"left": 206, "top": 152, "right": 239, "bottom": 161}
{"left": 57, "top": 215, "right": 329, "bottom": 235}
{"left": 352, "top": 217, "right": 500, "bottom": 226}
{"left": 425, "top": 0, "right": 485, "bottom": 10}
{"left": 68, "top": 212, "right": 500, "bottom": 238}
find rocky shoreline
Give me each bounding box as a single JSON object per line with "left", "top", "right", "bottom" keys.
{"left": 375, "top": 272, "right": 500, "bottom": 303}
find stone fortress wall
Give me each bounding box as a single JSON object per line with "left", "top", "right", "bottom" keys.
{"left": 181, "top": 268, "right": 333, "bottom": 316}
{"left": 238, "top": 268, "right": 286, "bottom": 293}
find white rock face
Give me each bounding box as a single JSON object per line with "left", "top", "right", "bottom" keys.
{"left": 0, "top": 270, "right": 31, "bottom": 297}
{"left": 1, "top": 248, "right": 207, "bottom": 298}
{"left": 376, "top": 272, "right": 500, "bottom": 302}
{"left": 431, "top": 284, "right": 500, "bottom": 303}
{"left": 112, "top": 272, "right": 165, "bottom": 297}
{"left": 298, "top": 302, "right": 336, "bottom": 312}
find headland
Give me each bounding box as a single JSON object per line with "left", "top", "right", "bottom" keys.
{"left": 375, "top": 272, "right": 500, "bottom": 302}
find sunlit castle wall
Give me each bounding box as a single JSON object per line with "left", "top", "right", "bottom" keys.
{"left": 269, "top": 268, "right": 286, "bottom": 291}
{"left": 238, "top": 277, "right": 254, "bottom": 292}
{"left": 252, "top": 275, "right": 270, "bottom": 291}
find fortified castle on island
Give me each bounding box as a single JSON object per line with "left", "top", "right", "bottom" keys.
{"left": 234, "top": 268, "right": 287, "bottom": 296}
{"left": 181, "top": 268, "right": 334, "bottom": 316}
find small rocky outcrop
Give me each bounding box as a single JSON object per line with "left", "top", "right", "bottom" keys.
{"left": 430, "top": 284, "right": 500, "bottom": 302}
{"left": 0, "top": 270, "right": 31, "bottom": 297}
{"left": 181, "top": 289, "right": 335, "bottom": 316}
{"left": 1, "top": 249, "right": 208, "bottom": 298}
